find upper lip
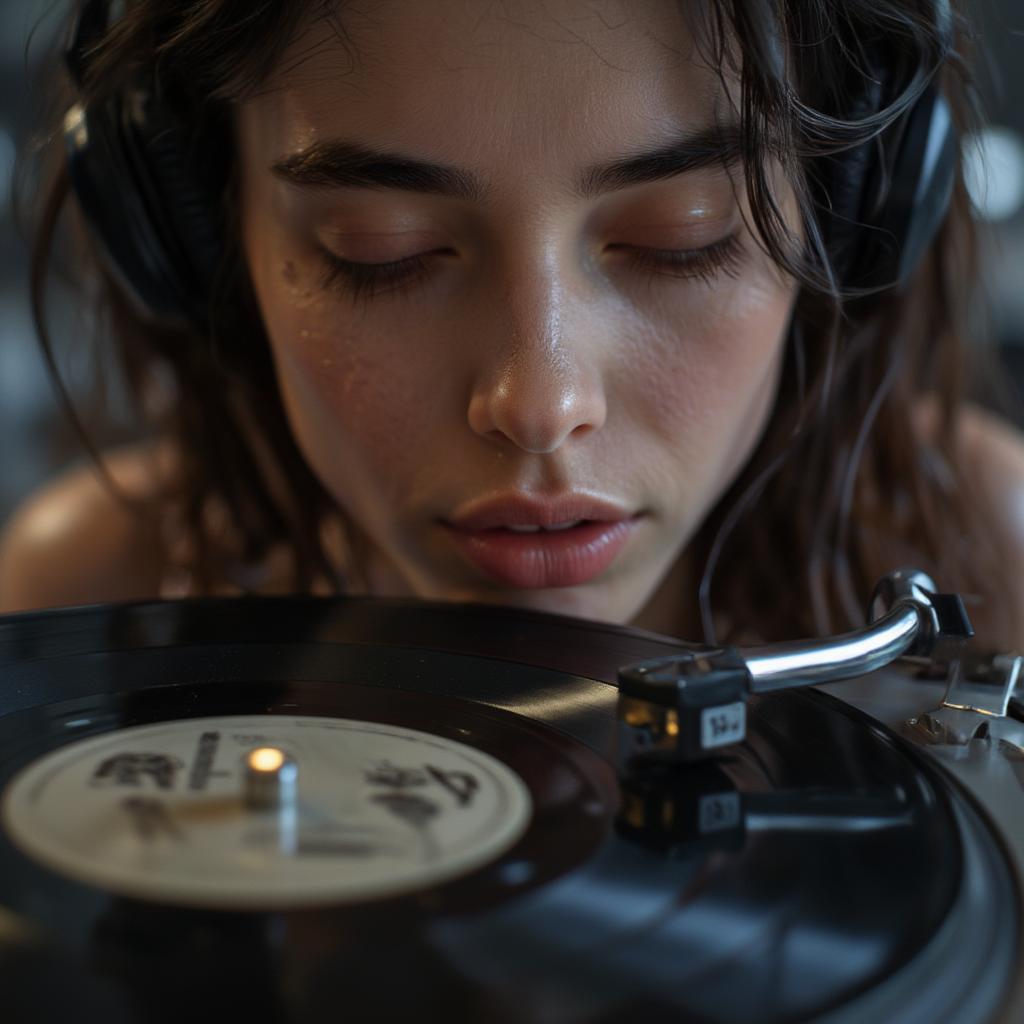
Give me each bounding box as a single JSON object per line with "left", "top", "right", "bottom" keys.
{"left": 445, "top": 493, "right": 635, "bottom": 531}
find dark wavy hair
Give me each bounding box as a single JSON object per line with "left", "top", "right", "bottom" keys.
{"left": 21, "top": 0, "right": 1013, "bottom": 643}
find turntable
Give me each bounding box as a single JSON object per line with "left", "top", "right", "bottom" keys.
{"left": 0, "top": 569, "right": 1021, "bottom": 1023}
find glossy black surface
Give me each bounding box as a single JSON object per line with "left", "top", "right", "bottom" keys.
{"left": 0, "top": 596, "right": 1015, "bottom": 1023}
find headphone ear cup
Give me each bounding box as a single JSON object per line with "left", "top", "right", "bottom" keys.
{"left": 854, "top": 86, "right": 957, "bottom": 290}
{"left": 816, "top": 80, "right": 957, "bottom": 294}
{"left": 64, "top": 86, "right": 224, "bottom": 329}
{"left": 124, "top": 89, "right": 225, "bottom": 308}
{"left": 814, "top": 0, "right": 957, "bottom": 295}
{"left": 813, "top": 75, "right": 886, "bottom": 289}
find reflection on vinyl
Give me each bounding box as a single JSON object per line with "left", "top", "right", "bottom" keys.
{"left": 0, "top": 595, "right": 1020, "bottom": 1023}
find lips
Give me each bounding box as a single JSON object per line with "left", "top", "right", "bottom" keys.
{"left": 442, "top": 495, "right": 640, "bottom": 588}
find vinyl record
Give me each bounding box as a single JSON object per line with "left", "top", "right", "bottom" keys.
{"left": 0, "top": 596, "right": 1016, "bottom": 1023}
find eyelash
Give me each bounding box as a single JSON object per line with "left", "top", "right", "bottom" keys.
{"left": 624, "top": 235, "right": 745, "bottom": 286}
{"left": 318, "top": 249, "right": 436, "bottom": 304}
{"left": 316, "top": 233, "right": 745, "bottom": 303}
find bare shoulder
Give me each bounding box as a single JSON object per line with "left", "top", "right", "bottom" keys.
{"left": 915, "top": 397, "right": 1024, "bottom": 522}
{"left": 0, "top": 443, "right": 173, "bottom": 614}
{"left": 948, "top": 403, "right": 1024, "bottom": 647}
{"left": 954, "top": 403, "right": 1024, "bottom": 530}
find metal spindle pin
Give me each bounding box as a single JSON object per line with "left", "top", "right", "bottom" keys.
{"left": 243, "top": 746, "right": 298, "bottom": 812}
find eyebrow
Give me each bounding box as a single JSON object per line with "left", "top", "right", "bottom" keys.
{"left": 270, "top": 125, "right": 744, "bottom": 202}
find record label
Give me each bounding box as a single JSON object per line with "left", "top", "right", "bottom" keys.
{"left": 1, "top": 715, "right": 532, "bottom": 908}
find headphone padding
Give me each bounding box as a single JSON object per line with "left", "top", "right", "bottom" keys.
{"left": 64, "top": 86, "right": 224, "bottom": 329}
{"left": 123, "top": 89, "right": 225, "bottom": 312}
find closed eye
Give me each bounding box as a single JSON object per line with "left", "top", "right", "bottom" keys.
{"left": 317, "top": 248, "right": 438, "bottom": 302}
{"left": 610, "top": 233, "right": 745, "bottom": 285}
{"left": 316, "top": 233, "right": 746, "bottom": 302}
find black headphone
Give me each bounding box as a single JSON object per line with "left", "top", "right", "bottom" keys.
{"left": 63, "top": 0, "right": 224, "bottom": 330}
{"left": 63, "top": 0, "right": 958, "bottom": 331}
{"left": 811, "top": 0, "right": 958, "bottom": 294}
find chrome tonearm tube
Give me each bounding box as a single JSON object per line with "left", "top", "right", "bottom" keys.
{"left": 617, "top": 568, "right": 983, "bottom": 765}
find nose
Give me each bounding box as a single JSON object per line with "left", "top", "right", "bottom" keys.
{"left": 466, "top": 272, "right": 607, "bottom": 454}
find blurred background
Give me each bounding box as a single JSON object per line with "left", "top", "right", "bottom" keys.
{"left": 1, "top": 0, "right": 1024, "bottom": 527}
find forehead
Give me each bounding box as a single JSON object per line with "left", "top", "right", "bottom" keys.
{"left": 245, "top": 0, "right": 730, "bottom": 176}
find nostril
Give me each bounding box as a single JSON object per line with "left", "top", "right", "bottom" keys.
{"left": 466, "top": 349, "right": 607, "bottom": 453}
{"left": 469, "top": 412, "right": 602, "bottom": 454}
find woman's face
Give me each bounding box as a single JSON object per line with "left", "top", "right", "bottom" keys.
{"left": 237, "top": 0, "right": 798, "bottom": 629}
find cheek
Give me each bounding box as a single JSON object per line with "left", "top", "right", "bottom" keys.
{"left": 256, "top": 279, "right": 434, "bottom": 509}
{"left": 239, "top": 179, "right": 440, "bottom": 510}
{"left": 618, "top": 262, "right": 792, "bottom": 480}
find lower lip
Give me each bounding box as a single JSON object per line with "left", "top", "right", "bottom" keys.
{"left": 442, "top": 518, "right": 640, "bottom": 589}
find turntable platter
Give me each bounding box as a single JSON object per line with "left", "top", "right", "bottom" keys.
{"left": 0, "top": 596, "right": 1017, "bottom": 1023}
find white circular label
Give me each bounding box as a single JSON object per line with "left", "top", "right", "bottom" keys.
{"left": 1, "top": 716, "right": 532, "bottom": 908}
